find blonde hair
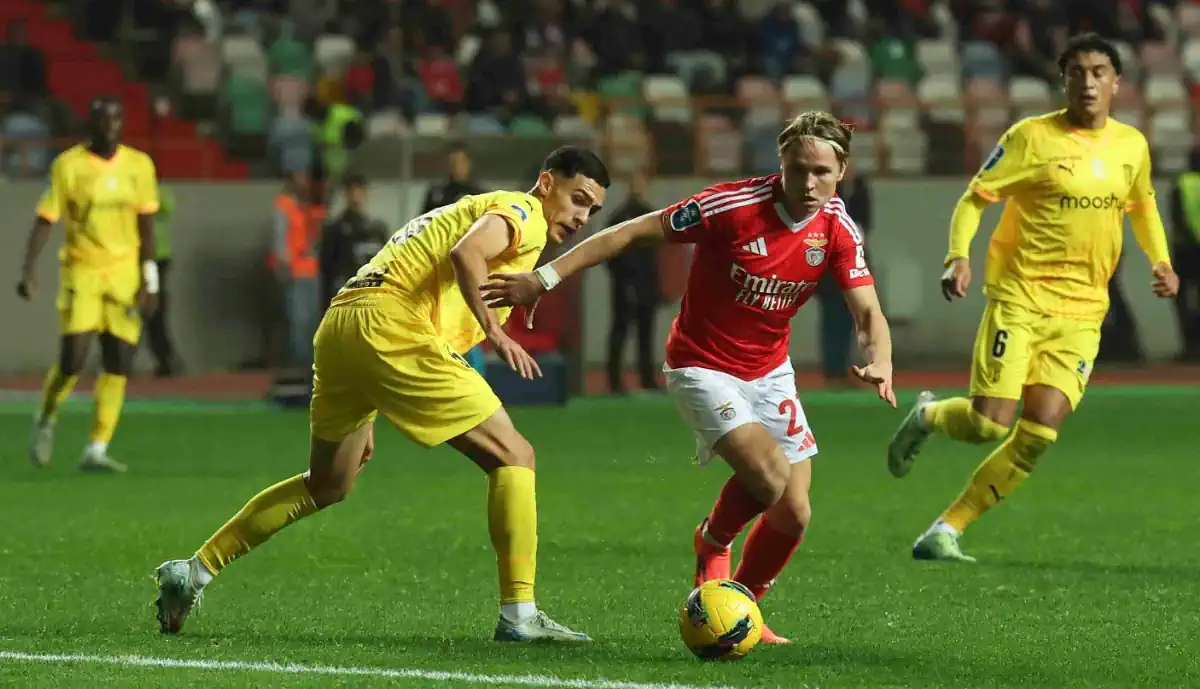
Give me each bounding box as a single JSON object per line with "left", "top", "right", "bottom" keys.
{"left": 777, "top": 111, "right": 853, "bottom": 163}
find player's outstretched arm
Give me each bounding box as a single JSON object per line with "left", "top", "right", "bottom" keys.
{"left": 1127, "top": 151, "right": 1180, "bottom": 298}
{"left": 451, "top": 214, "right": 543, "bottom": 379}
{"left": 941, "top": 192, "right": 988, "bottom": 301}
{"left": 844, "top": 285, "right": 896, "bottom": 408}
{"left": 16, "top": 216, "right": 53, "bottom": 300}
{"left": 480, "top": 211, "right": 664, "bottom": 309}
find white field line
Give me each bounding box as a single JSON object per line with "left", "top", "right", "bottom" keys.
{"left": 0, "top": 650, "right": 742, "bottom": 689}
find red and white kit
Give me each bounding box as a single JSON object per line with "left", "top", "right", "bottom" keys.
{"left": 658, "top": 174, "right": 874, "bottom": 464}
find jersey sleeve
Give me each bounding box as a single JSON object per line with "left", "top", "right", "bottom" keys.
{"left": 1126, "top": 135, "right": 1156, "bottom": 213}
{"left": 829, "top": 212, "right": 875, "bottom": 292}
{"left": 481, "top": 192, "right": 544, "bottom": 253}
{"left": 970, "top": 120, "right": 1038, "bottom": 202}
{"left": 659, "top": 182, "right": 750, "bottom": 244}
{"left": 35, "top": 155, "right": 68, "bottom": 223}
{"left": 136, "top": 155, "right": 161, "bottom": 215}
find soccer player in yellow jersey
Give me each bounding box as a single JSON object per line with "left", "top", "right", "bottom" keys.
{"left": 16, "top": 97, "right": 160, "bottom": 473}
{"left": 153, "top": 147, "right": 610, "bottom": 642}
{"left": 887, "top": 34, "right": 1180, "bottom": 562}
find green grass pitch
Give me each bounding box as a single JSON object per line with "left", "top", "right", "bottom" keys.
{"left": 0, "top": 387, "right": 1197, "bottom": 688}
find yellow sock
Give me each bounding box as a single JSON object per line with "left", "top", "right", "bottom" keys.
{"left": 91, "top": 373, "right": 127, "bottom": 445}
{"left": 924, "top": 397, "right": 1009, "bottom": 443}
{"left": 195, "top": 474, "right": 318, "bottom": 575}
{"left": 942, "top": 419, "right": 1058, "bottom": 532}
{"left": 39, "top": 365, "right": 79, "bottom": 423}
{"left": 487, "top": 466, "right": 537, "bottom": 605}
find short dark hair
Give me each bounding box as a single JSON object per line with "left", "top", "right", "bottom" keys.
{"left": 541, "top": 146, "right": 611, "bottom": 188}
{"left": 446, "top": 141, "right": 469, "bottom": 155}
{"left": 1058, "top": 33, "right": 1122, "bottom": 76}
{"left": 343, "top": 172, "right": 368, "bottom": 189}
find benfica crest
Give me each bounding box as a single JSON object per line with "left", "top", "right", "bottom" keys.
{"left": 804, "top": 237, "right": 827, "bottom": 266}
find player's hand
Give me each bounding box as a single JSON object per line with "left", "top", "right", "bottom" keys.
{"left": 851, "top": 361, "right": 897, "bottom": 408}
{"left": 941, "top": 258, "right": 971, "bottom": 301}
{"left": 488, "top": 329, "right": 543, "bottom": 380}
{"left": 138, "top": 288, "right": 160, "bottom": 318}
{"left": 16, "top": 274, "right": 36, "bottom": 300}
{"left": 359, "top": 423, "right": 375, "bottom": 469}
{"left": 481, "top": 272, "right": 545, "bottom": 308}
{"left": 1151, "top": 262, "right": 1179, "bottom": 298}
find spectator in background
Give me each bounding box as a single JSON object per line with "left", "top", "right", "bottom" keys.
{"left": 699, "top": 0, "right": 748, "bottom": 73}
{"left": 319, "top": 173, "right": 388, "bottom": 306}
{"left": 818, "top": 161, "right": 871, "bottom": 385}
{"left": 146, "top": 184, "right": 182, "bottom": 377}
{"left": 0, "top": 21, "right": 46, "bottom": 99}
{"left": 464, "top": 30, "right": 526, "bottom": 122}
{"left": 605, "top": 171, "right": 660, "bottom": 394}
{"left": 272, "top": 172, "right": 321, "bottom": 371}
{"left": 640, "top": 0, "right": 703, "bottom": 72}
{"left": 1170, "top": 148, "right": 1200, "bottom": 361}
{"left": 1, "top": 97, "right": 50, "bottom": 176}
{"left": 759, "top": 2, "right": 808, "bottom": 80}
{"left": 372, "top": 25, "right": 422, "bottom": 118}
{"left": 1013, "top": 0, "right": 1068, "bottom": 82}
{"left": 516, "top": 0, "right": 570, "bottom": 55}
{"left": 586, "top": 0, "right": 644, "bottom": 75}
{"left": 422, "top": 144, "right": 488, "bottom": 374}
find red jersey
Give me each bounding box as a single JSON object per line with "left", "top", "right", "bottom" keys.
{"left": 659, "top": 175, "right": 874, "bottom": 380}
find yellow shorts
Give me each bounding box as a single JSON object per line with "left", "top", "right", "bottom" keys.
{"left": 309, "top": 297, "right": 502, "bottom": 447}
{"left": 969, "top": 299, "right": 1100, "bottom": 409}
{"left": 57, "top": 266, "right": 142, "bottom": 345}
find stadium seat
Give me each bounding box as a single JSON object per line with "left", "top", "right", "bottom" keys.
{"left": 222, "top": 35, "right": 268, "bottom": 82}
{"left": 1112, "top": 40, "right": 1139, "bottom": 83}
{"left": 414, "top": 113, "right": 450, "bottom": 136}
{"left": 850, "top": 130, "right": 880, "bottom": 174}
{"left": 916, "top": 39, "right": 958, "bottom": 77}
{"left": 918, "top": 74, "right": 963, "bottom": 123}
{"left": 549, "top": 115, "right": 589, "bottom": 138}
{"left": 696, "top": 113, "right": 743, "bottom": 174}
{"left": 1009, "top": 76, "right": 1052, "bottom": 109}
{"left": 466, "top": 114, "right": 505, "bottom": 134}
{"left": 174, "top": 35, "right": 221, "bottom": 96}
{"left": 831, "top": 39, "right": 870, "bottom": 72}
{"left": 880, "top": 106, "right": 920, "bottom": 136}
{"left": 736, "top": 76, "right": 783, "bottom": 124}
{"left": 1145, "top": 75, "right": 1188, "bottom": 109}
{"left": 314, "top": 33, "right": 356, "bottom": 77}
{"left": 457, "top": 34, "right": 482, "bottom": 66}
{"left": 932, "top": 1, "right": 957, "bottom": 40}
{"left": 965, "top": 78, "right": 1009, "bottom": 130}
{"left": 831, "top": 63, "right": 873, "bottom": 124}
{"left": 366, "top": 110, "right": 407, "bottom": 138}
{"left": 793, "top": 2, "right": 825, "bottom": 47}
{"left": 1184, "top": 40, "right": 1200, "bottom": 80}
{"left": 1139, "top": 42, "right": 1181, "bottom": 75}
{"left": 667, "top": 51, "right": 728, "bottom": 91}
{"left": 961, "top": 41, "right": 1005, "bottom": 82}
{"left": 1150, "top": 110, "right": 1192, "bottom": 173}
{"left": 1111, "top": 82, "right": 1145, "bottom": 130}
{"left": 1180, "top": 3, "right": 1200, "bottom": 39}
{"left": 884, "top": 129, "right": 929, "bottom": 175}
{"left": 510, "top": 115, "right": 552, "bottom": 137}
{"left": 266, "top": 27, "right": 312, "bottom": 78}
{"left": 223, "top": 73, "right": 270, "bottom": 135}
{"left": 642, "top": 74, "right": 690, "bottom": 123}
{"left": 603, "top": 112, "right": 651, "bottom": 174}
{"left": 781, "top": 75, "right": 830, "bottom": 112}
{"left": 597, "top": 71, "right": 646, "bottom": 119}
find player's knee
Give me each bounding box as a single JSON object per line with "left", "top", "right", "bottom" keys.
{"left": 1009, "top": 419, "right": 1057, "bottom": 474}
{"left": 967, "top": 408, "right": 1010, "bottom": 443}
{"left": 304, "top": 471, "right": 353, "bottom": 508}
{"left": 743, "top": 456, "right": 789, "bottom": 507}
{"left": 496, "top": 434, "right": 536, "bottom": 470}
{"left": 766, "top": 491, "right": 811, "bottom": 536}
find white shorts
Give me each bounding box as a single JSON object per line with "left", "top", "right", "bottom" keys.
{"left": 663, "top": 359, "right": 818, "bottom": 466}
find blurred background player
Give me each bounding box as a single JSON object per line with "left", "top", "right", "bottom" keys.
{"left": 271, "top": 171, "right": 320, "bottom": 373}
{"left": 604, "top": 169, "right": 660, "bottom": 395}
{"left": 318, "top": 173, "right": 388, "bottom": 307}
{"left": 482, "top": 112, "right": 896, "bottom": 643}
{"left": 145, "top": 182, "right": 181, "bottom": 377}
{"left": 16, "top": 96, "right": 160, "bottom": 473}
{"left": 887, "top": 34, "right": 1180, "bottom": 562}
{"left": 154, "top": 147, "right": 610, "bottom": 644}
{"left": 424, "top": 143, "right": 488, "bottom": 374}
{"left": 1170, "top": 148, "right": 1200, "bottom": 361}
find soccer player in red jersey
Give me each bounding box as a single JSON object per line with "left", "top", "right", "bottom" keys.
{"left": 482, "top": 111, "right": 896, "bottom": 643}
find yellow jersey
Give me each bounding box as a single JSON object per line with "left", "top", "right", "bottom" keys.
{"left": 36, "top": 144, "right": 159, "bottom": 270}
{"left": 332, "top": 189, "right": 548, "bottom": 354}
{"left": 958, "top": 110, "right": 1171, "bottom": 321}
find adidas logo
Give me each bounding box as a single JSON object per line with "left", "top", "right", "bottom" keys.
{"left": 741, "top": 237, "right": 768, "bottom": 256}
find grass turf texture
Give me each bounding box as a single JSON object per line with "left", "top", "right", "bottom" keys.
{"left": 0, "top": 387, "right": 1196, "bottom": 689}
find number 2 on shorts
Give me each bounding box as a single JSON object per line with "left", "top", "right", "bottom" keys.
{"left": 778, "top": 398, "right": 803, "bottom": 436}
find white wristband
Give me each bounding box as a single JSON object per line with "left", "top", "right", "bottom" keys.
{"left": 142, "top": 260, "right": 160, "bottom": 294}
{"left": 534, "top": 264, "right": 561, "bottom": 291}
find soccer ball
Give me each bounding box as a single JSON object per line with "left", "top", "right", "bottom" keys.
{"left": 678, "top": 579, "right": 764, "bottom": 661}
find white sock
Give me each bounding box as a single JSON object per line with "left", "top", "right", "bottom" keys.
{"left": 86, "top": 440, "right": 108, "bottom": 456}
{"left": 189, "top": 556, "right": 215, "bottom": 587}
{"left": 930, "top": 518, "right": 958, "bottom": 536}
{"left": 701, "top": 521, "right": 732, "bottom": 549}
{"left": 501, "top": 601, "right": 537, "bottom": 623}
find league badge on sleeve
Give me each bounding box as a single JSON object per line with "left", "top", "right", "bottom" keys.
{"left": 981, "top": 144, "right": 1005, "bottom": 171}
{"left": 669, "top": 200, "right": 702, "bottom": 232}
{"left": 510, "top": 204, "right": 529, "bottom": 221}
